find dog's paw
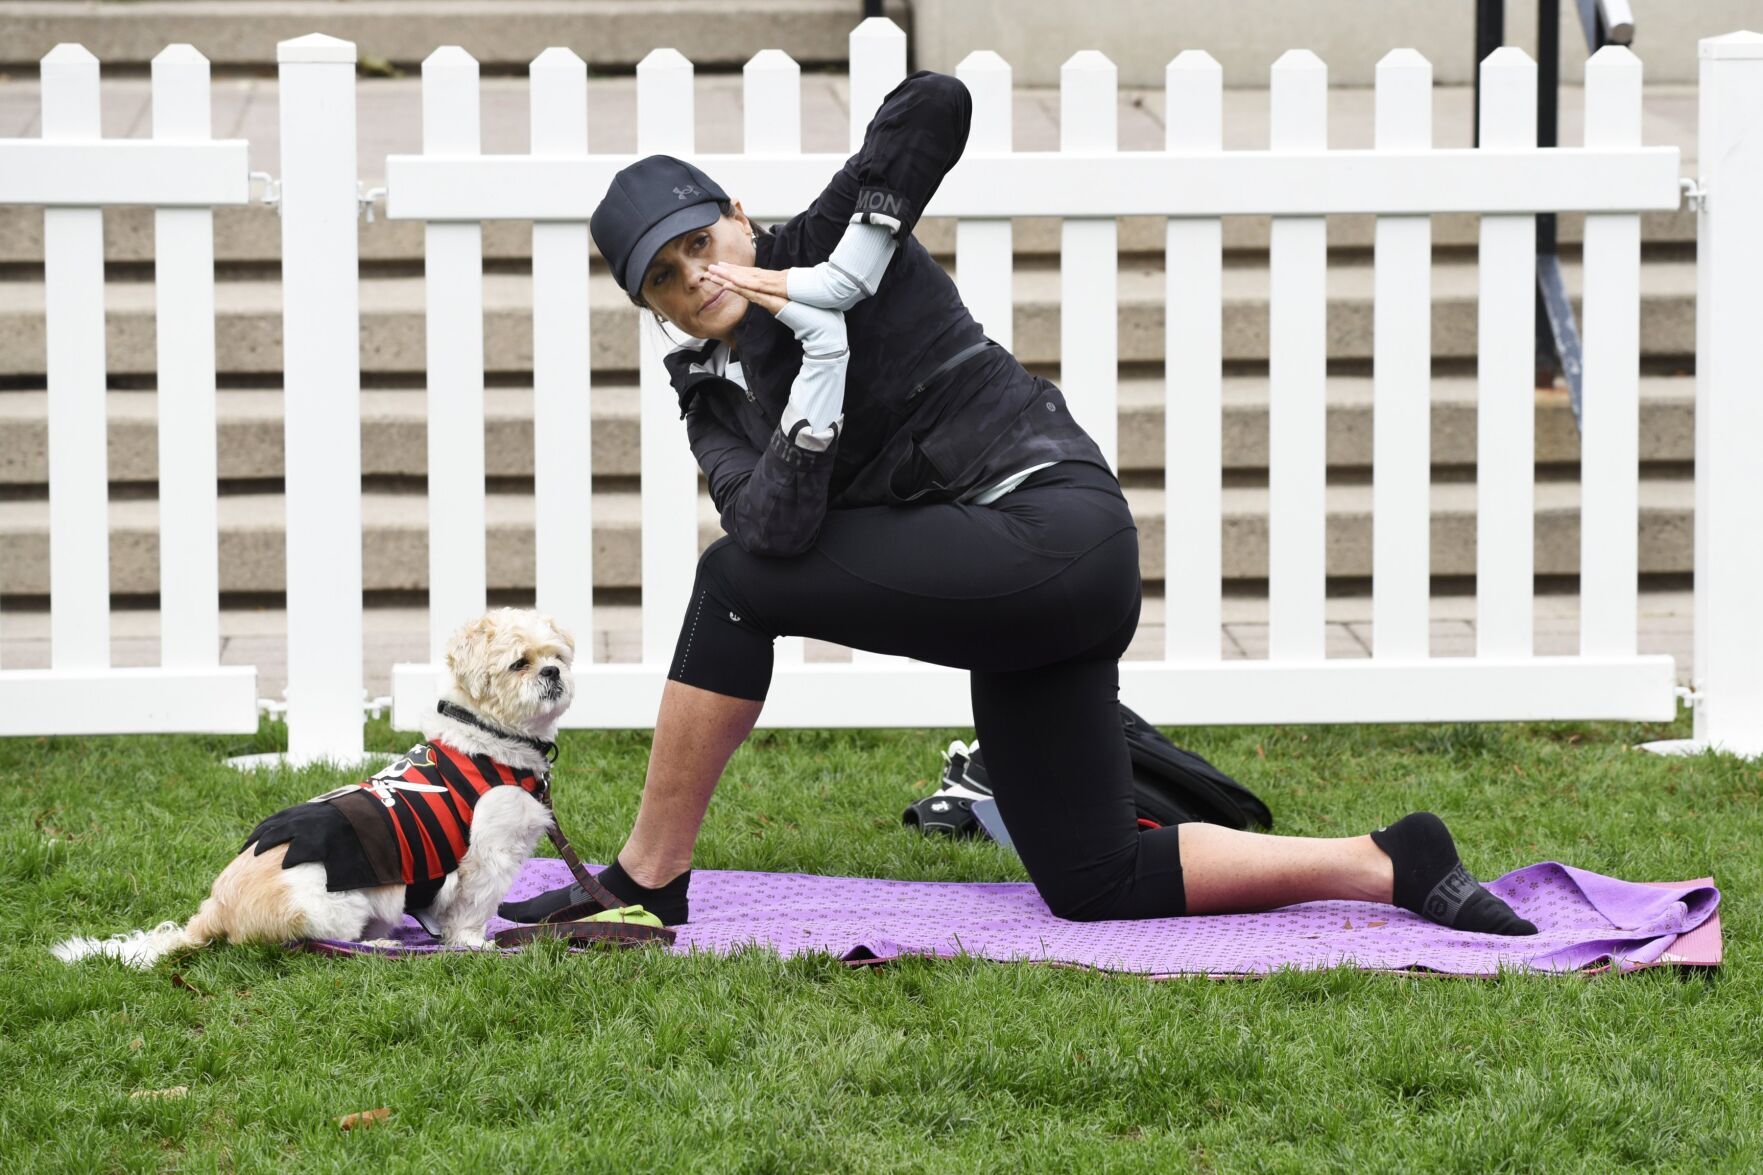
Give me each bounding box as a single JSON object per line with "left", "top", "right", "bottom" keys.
{"left": 359, "top": 938, "right": 407, "bottom": 950}
{"left": 441, "top": 932, "right": 494, "bottom": 951}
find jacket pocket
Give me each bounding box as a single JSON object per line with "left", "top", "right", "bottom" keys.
{"left": 885, "top": 434, "right": 964, "bottom": 504}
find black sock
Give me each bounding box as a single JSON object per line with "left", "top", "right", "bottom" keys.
{"left": 596, "top": 859, "right": 692, "bottom": 926}
{"left": 1370, "top": 812, "right": 1537, "bottom": 936}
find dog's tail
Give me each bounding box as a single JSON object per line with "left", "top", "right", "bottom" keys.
{"left": 51, "top": 898, "right": 224, "bottom": 969}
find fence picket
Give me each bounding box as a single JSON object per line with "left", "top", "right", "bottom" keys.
{"left": 744, "top": 48, "right": 800, "bottom": 156}
{"left": 1580, "top": 46, "right": 1642, "bottom": 658}
{"left": 1060, "top": 50, "right": 1119, "bottom": 470}
{"left": 636, "top": 49, "right": 702, "bottom": 668}
{"left": 277, "top": 33, "right": 364, "bottom": 762}
{"left": 529, "top": 47, "right": 595, "bottom": 660}
{"left": 420, "top": 47, "right": 489, "bottom": 665}
{"left": 1163, "top": 50, "right": 1223, "bottom": 663}
{"left": 955, "top": 51, "right": 1013, "bottom": 352}
{"left": 744, "top": 49, "right": 807, "bottom": 666}
{"left": 848, "top": 18, "right": 906, "bottom": 147}
{"left": 41, "top": 44, "right": 110, "bottom": 671}
{"left": 1372, "top": 49, "right": 1434, "bottom": 660}
{"left": 150, "top": 45, "right": 222, "bottom": 670}
{"left": 845, "top": 22, "right": 910, "bottom": 667}
{"left": 1475, "top": 47, "right": 1538, "bottom": 658}
{"left": 1268, "top": 50, "right": 1328, "bottom": 660}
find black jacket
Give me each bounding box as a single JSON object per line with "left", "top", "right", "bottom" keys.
{"left": 665, "top": 70, "right": 1110, "bottom": 557}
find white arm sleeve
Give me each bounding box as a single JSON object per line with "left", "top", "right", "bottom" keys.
{"left": 783, "top": 220, "right": 899, "bottom": 311}
{"left": 773, "top": 301, "right": 849, "bottom": 452}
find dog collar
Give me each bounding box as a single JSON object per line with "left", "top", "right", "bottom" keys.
{"left": 435, "top": 700, "right": 559, "bottom": 764}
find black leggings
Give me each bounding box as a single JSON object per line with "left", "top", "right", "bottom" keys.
{"left": 668, "top": 459, "right": 1185, "bottom": 921}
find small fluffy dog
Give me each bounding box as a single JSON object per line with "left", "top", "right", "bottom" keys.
{"left": 53, "top": 608, "right": 575, "bottom": 967}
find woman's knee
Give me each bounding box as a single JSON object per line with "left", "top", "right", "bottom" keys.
{"left": 1033, "top": 868, "right": 1140, "bottom": 922}
{"left": 692, "top": 537, "right": 777, "bottom": 637}
{"left": 1023, "top": 826, "right": 1186, "bottom": 922}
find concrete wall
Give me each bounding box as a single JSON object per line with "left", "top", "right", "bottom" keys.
{"left": 911, "top": 0, "right": 1763, "bottom": 86}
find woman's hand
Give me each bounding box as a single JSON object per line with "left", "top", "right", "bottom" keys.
{"left": 706, "top": 262, "right": 789, "bottom": 315}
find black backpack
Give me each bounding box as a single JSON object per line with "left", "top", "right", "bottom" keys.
{"left": 1117, "top": 703, "right": 1271, "bottom": 831}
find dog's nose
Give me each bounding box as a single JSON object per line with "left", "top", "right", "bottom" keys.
{"left": 540, "top": 665, "right": 560, "bottom": 681}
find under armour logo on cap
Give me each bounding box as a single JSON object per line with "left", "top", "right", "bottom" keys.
{"left": 674, "top": 185, "right": 700, "bottom": 200}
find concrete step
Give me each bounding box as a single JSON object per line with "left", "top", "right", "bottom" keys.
{"left": 0, "top": 257, "right": 1702, "bottom": 378}
{"left": 0, "top": 374, "right": 1699, "bottom": 486}
{"left": 0, "top": 477, "right": 1697, "bottom": 597}
{"left": 0, "top": 0, "right": 908, "bottom": 71}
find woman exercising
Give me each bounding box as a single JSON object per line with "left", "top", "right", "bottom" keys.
{"left": 501, "top": 71, "right": 1534, "bottom": 936}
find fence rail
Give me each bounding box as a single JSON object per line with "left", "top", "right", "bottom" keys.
{"left": 2, "top": 20, "right": 1761, "bottom": 758}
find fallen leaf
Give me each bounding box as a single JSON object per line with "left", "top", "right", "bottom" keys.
{"left": 130, "top": 1086, "right": 187, "bottom": 1100}
{"left": 170, "top": 972, "right": 210, "bottom": 998}
{"left": 338, "top": 1107, "right": 393, "bottom": 1131}
{"left": 1255, "top": 745, "right": 1265, "bottom": 759}
{"left": 128, "top": 1037, "right": 144, "bottom": 1051}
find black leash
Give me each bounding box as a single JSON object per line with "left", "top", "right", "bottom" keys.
{"left": 433, "top": 700, "right": 628, "bottom": 913}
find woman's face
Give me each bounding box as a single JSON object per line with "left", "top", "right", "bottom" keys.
{"left": 639, "top": 202, "right": 757, "bottom": 343}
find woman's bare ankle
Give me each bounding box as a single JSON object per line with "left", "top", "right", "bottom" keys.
{"left": 616, "top": 850, "right": 690, "bottom": 890}
{"left": 1360, "top": 833, "right": 1396, "bottom": 903}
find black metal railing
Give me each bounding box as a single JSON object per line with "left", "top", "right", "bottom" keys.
{"left": 1475, "top": 0, "right": 1634, "bottom": 432}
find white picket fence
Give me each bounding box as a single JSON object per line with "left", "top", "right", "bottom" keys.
{"left": 0, "top": 44, "right": 258, "bottom": 736}
{"left": 3, "top": 19, "right": 1761, "bottom": 763}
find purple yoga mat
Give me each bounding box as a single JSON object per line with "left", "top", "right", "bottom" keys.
{"left": 304, "top": 858, "right": 1721, "bottom": 978}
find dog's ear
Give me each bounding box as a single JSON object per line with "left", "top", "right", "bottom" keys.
{"left": 531, "top": 611, "right": 575, "bottom": 660}
{"left": 444, "top": 614, "right": 499, "bottom": 701}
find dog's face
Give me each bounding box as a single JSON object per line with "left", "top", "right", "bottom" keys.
{"left": 443, "top": 608, "right": 576, "bottom": 733}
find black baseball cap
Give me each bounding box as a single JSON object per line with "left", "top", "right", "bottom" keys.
{"left": 591, "top": 154, "right": 731, "bottom": 298}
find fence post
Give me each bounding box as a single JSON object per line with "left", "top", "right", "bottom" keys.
{"left": 954, "top": 50, "right": 1013, "bottom": 353}
{"left": 1691, "top": 31, "right": 1763, "bottom": 757}
{"left": 1371, "top": 49, "right": 1433, "bottom": 660}
{"left": 1059, "top": 50, "right": 1119, "bottom": 471}
{"left": 277, "top": 34, "right": 364, "bottom": 765}
{"left": 1268, "top": 49, "right": 1329, "bottom": 661}
{"left": 529, "top": 47, "right": 594, "bottom": 658}
{"left": 1163, "top": 49, "right": 1223, "bottom": 663}
{"left": 743, "top": 48, "right": 808, "bottom": 668}
{"left": 420, "top": 46, "right": 487, "bottom": 666}
{"left": 848, "top": 17, "right": 906, "bottom": 146}
{"left": 635, "top": 48, "right": 699, "bottom": 669}
{"left": 1578, "top": 46, "right": 1642, "bottom": 660}
{"left": 40, "top": 44, "right": 110, "bottom": 672}
{"left": 1475, "top": 47, "right": 1538, "bottom": 659}
{"left": 151, "top": 44, "right": 223, "bottom": 670}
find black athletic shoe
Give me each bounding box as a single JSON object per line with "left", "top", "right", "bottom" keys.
{"left": 903, "top": 739, "right": 994, "bottom": 837}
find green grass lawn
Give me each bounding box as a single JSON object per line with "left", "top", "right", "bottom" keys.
{"left": 2, "top": 707, "right": 1758, "bottom": 1171}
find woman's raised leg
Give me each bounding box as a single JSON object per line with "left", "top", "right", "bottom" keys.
{"left": 498, "top": 676, "right": 760, "bottom": 925}
{"left": 615, "top": 678, "right": 764, "bottom": 887}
